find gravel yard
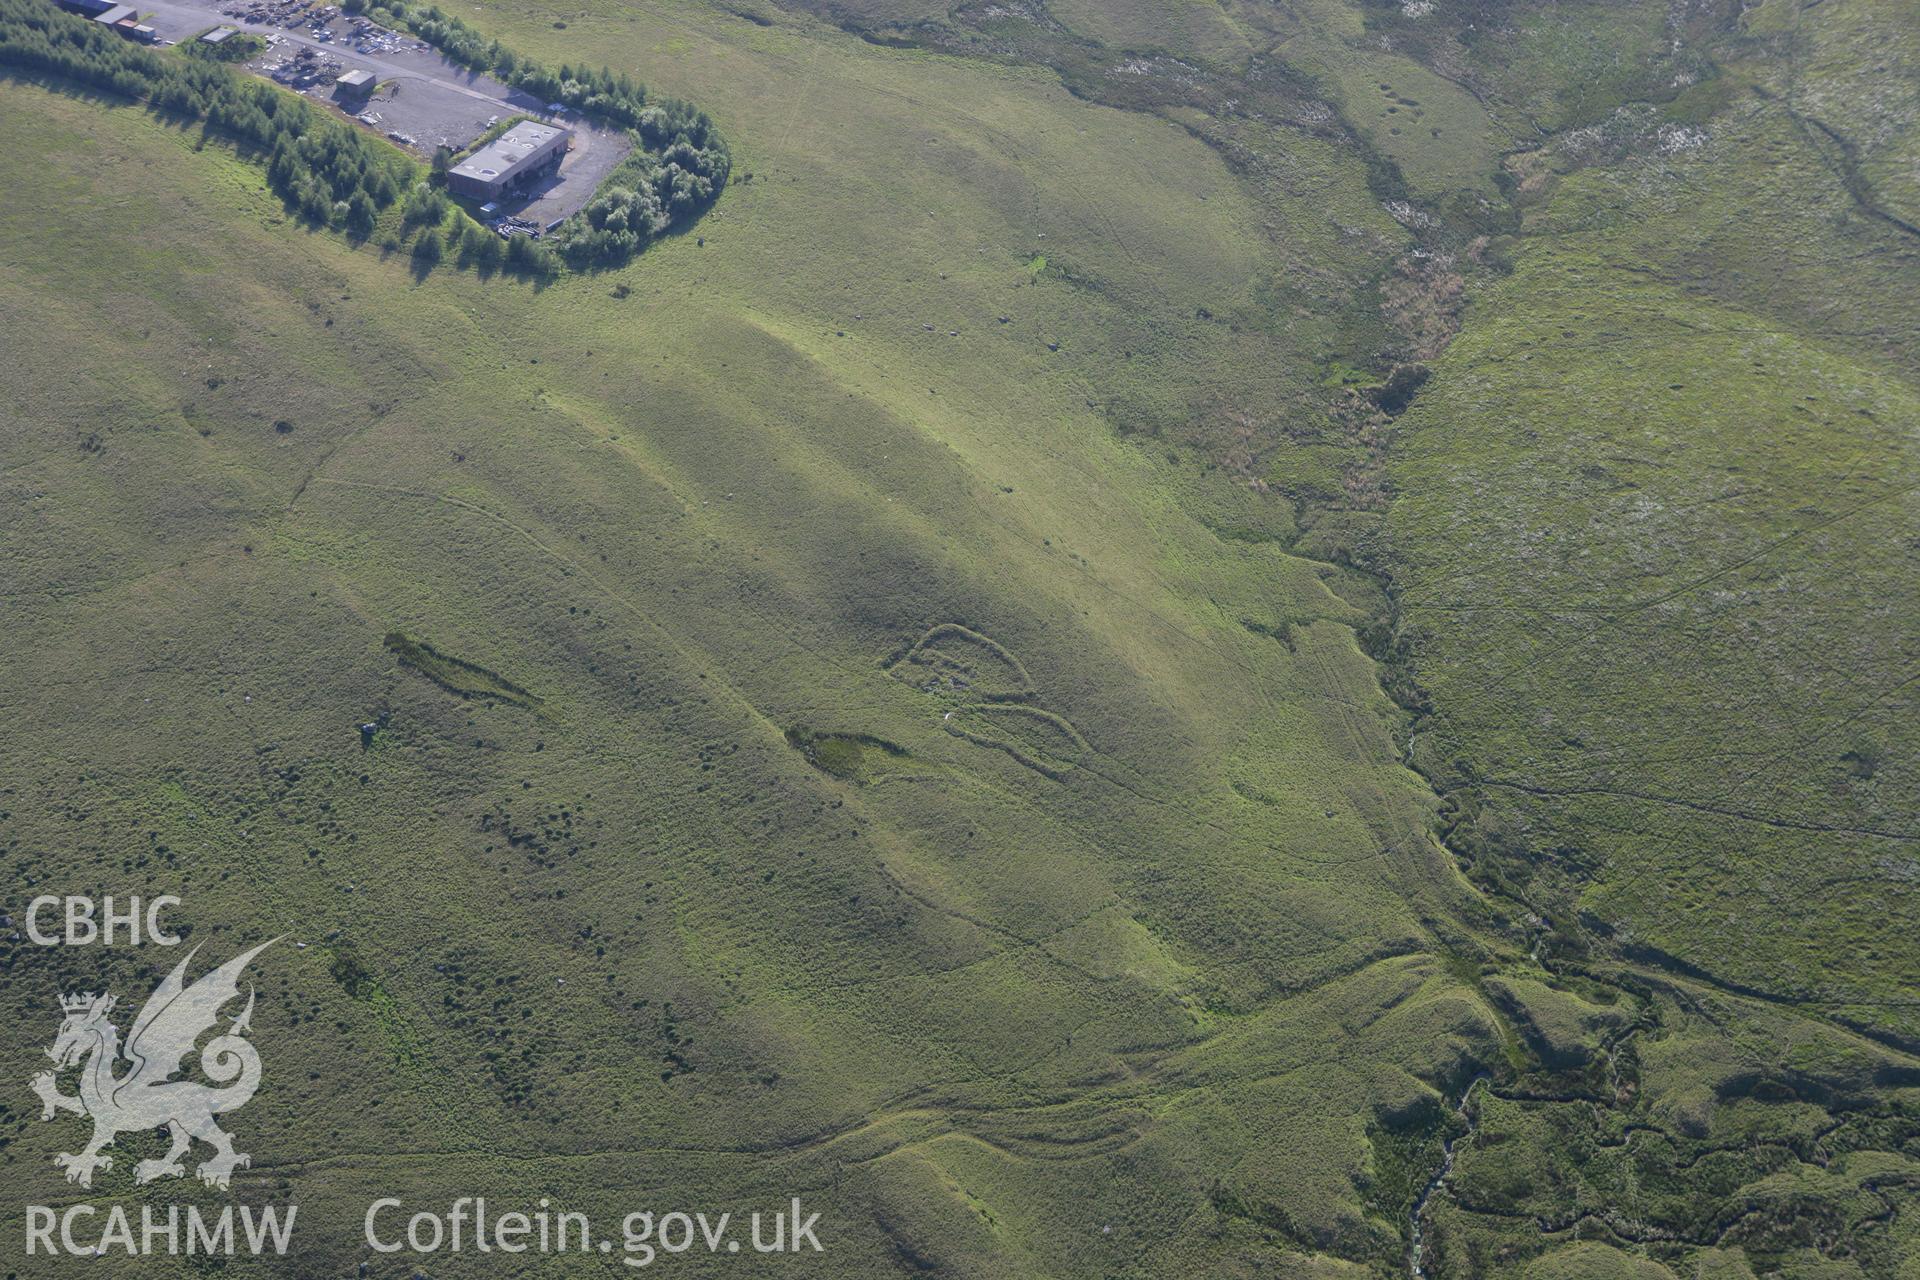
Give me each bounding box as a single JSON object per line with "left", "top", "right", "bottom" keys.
{"left": 136, "top": 0, "right": 629, "bottom": 222}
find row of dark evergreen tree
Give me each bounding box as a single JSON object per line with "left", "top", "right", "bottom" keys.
{"left": 0, "top": 0, "right": 410, "bottom": 230}
{"left": 0, "top": 0, "right": 727, "bottom": 272}
{"left": 411, "top": 216, "right": 556, "bottom": 276}
{"left": 351, "top": 0, "right": 728, "bottom": 265}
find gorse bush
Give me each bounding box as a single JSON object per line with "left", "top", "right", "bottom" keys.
{"left": 0, "top": 0, "right": 409, "bottom": 229}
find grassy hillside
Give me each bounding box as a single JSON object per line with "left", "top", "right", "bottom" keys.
{"left": 1387, "top": 0, "right": 1920, "bottom": 1063}
{"left": 1374, "top": 1, "right": 1920, "bottom": 1274}
{"left": 0, "top": 36, "right": 1480, "bottom": 1276}
{"left": 1, "top": 0, "right": 1915, "bottom": 1277}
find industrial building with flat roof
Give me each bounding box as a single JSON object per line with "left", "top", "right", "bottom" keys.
{"left": 447, "top": 121, "right": 569, "bottom": 203}
{"left": 59, "top": 0, "right": 151, "bottom": 37}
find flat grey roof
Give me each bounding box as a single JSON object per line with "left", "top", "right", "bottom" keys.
{"left": 450, "top": 121, "right": 568, "bottom": 188}
{"left": 95, "top": 5, "right": 135, "bottom": 21}
{"left": 200, "top": 25, "right": 236, "bottom": 40}
{"left": 336, "top": 69, "right": 375, "bottom": 87}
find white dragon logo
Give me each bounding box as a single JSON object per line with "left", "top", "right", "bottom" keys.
{"left": 29, "top": 940, "right": 277, "bottom": 1190}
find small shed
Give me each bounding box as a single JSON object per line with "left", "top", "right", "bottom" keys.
{"left": 200, "top": 25, "right": 237, "bottom": 43}
{"left": 335, "top": 68, "right": 375, "bottom": 94}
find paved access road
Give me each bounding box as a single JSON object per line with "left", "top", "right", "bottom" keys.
{"left": 139, "top": 0, "right": 538, "bottom": 138}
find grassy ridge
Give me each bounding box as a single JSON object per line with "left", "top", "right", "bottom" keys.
{"left": 0, "top": 0, "right": 1916, "bottom": 1275}
{"left": 0, "top": 36, "right": 1484, "bottom": 1272}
